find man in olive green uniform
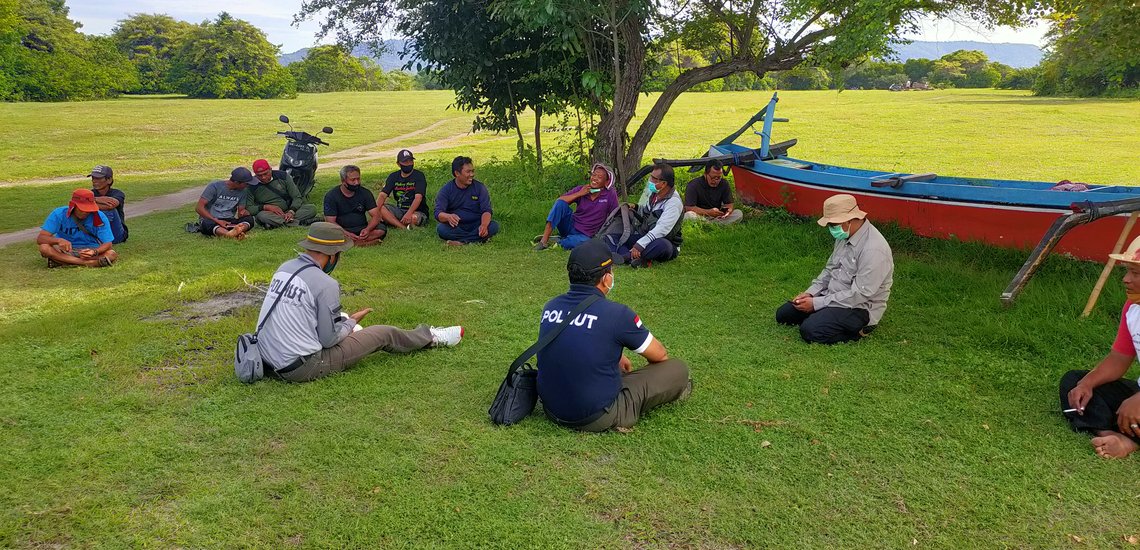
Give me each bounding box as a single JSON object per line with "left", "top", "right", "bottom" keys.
{"left": 248, "top": 159, "right": 319, "bottom": 228}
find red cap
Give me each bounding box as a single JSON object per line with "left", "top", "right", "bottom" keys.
{"left": 68, "top": 188, "right": 103, "bottom": 225}
{"left": 252, "top": 159, "right": 272, "bottom": 173}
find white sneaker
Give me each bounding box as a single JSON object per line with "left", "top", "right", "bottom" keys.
{"left": 430, "top": 325, "right": 464, "bottom": 347}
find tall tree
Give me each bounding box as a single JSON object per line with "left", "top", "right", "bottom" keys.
{"left": 168, "top": 12, "right": 295, "bottom": 99}
{"left": 111, "top": 14, "right": 193, "bottom": 94}
{"left": 289, "top": 44, "right": 367, "bottom": 92}
{"left": 1035, "top": 0, "right": 1139, "bottom": 96}
{"left": 297, "top": 0, "right": 1048, "bottom": 187}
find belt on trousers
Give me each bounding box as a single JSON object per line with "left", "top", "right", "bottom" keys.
{"left": 267, "top": 356, "right": 305, "bottom": 376}
{"left": 545, "top": 407, "right": 606, "bottom": 428}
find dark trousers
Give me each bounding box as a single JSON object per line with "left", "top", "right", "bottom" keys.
{"left": 604, "top": 232, "right": 679, "bottom": 263}
{"left": 200, "top": 216, "right": 255, "bottom": 236}
{"left": 1059, "top": 369, "right": 1140, "bottom": 443}
{"left": 775, "top": 302, "right": 870, "bottom": 344}
{"left": 437, "top": 220, "right": 500, "bottom": 243}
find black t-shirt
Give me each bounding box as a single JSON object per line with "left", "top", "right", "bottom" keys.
{"left": 684, "top": 176, "right": 735, "bottom": 210}
{"left": 323, "top": 186, "right": 377, "bottom": 232}
{"left": 382, "top": 169, "right": 429, "bottom": 214}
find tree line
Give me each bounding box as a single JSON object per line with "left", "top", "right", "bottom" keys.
{"left": 0, "top": 2, "right": 429, "bottom": 101}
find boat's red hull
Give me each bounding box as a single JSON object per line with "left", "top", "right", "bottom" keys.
{"left": 734, "top": 168, "right": 1133, "bottom": 263}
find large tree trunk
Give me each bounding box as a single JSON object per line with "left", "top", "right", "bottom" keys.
{"left": 589, "top": 13, "right": 646, "bottom": 197}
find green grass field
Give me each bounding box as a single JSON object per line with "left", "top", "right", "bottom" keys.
{"left": 3, "top": 89, "right": 1140, "bottom": 548}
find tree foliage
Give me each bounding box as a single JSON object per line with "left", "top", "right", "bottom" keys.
{"left": 0, "top": 0, "right": 137, "bottom": 101}
{"left": 297, "top": 0, "right": 1050, "bottom": 184}
{"left": 289, "top": 45, "right": 367, "bottom": 92}
{"left": 111, "top": 13, "right": 193, "bottom": 94}
{"left": 168, "top": 12, "right": 295, "bottom": 99}
{"left": 1034, "top": 0, "right": 1139, "bottom": 96}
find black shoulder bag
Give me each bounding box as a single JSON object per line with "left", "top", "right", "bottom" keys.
{"left": 489, "top": 294, "right": 602, "bottom": 426}
{"left": 234, "top": 263, "right": 316, "bottom": 383}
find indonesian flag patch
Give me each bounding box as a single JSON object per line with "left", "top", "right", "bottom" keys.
{"left": 634, "top": 315, "right": 642, "bottom": 328}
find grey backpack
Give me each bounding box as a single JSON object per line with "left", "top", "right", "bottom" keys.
{"left": 234, "top": 264, "right": 315, "bottom": 383}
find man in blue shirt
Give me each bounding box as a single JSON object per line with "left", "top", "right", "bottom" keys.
{"left": 434, "top": 156, "right": 499, "bottom": 245}
{"left": 37, "top": 188, "right": 118, "bottom": 268}
{"left": 536, "top": 239, "right": 692, "bottom": 432}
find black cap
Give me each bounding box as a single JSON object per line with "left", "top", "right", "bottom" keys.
{"left": 397, "top": 149, "right": 415, "bottom": 163}
{"left": 88, "top": 165, "right": 113, "bottom": 178}
{"left": 230, "top": 167, "right": 256, "bottom": 185}
{"left": 568, "top": 239, "right": 614, "bottom": 275}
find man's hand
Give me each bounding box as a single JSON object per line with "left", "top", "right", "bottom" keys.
{"left": 619, "top": 355, "right": 633, "bottom": 373}
{"left": 793, "top": 295, "right": 815, "bottom": 312}
{"left": 1118, "top": 394, "right": 1140, "bottom": 436}
{"left": 55, "top": 238, "right": 72, "bottom": 253}
{"left": 1068, "top": 383, "right": 1093, "bottom": 416}
{"left": 349, "top": 308, "right": 373, "bottom": 323}
{"left": 400, "top": 212, "right": 416, "bottom": 226}
{"left": 264, "top": 205, "right": 285, "bottom": 216}
{"left": 283, "top": 210, "right": 295, "bottom": 223}
{"left": 446, "top": 213, "right": 460, "bottom": 227}
{"left": 793, "top": 292, "right": 811, "bottom": 302}
{"left": 630, "top": 246, "right": 642, "bottom": 260}
{"left": 708, "top": 208, "right": 724, "bottom": 217}
{"left": 478, "top": 224, "right": 489, "bottom": 238}
{"left": 77, "top": 248, "right": 97, "bottom": 259}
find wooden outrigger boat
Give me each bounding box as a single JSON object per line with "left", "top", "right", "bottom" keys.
{"left": 631, "top": 93, "right": 1140, "bottom": 305}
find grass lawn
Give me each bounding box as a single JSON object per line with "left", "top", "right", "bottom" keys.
{"left": 3, "top": 90, "right": 1140, "bottom": 547}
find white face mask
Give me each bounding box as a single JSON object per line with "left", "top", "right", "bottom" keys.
{"left": 604, "top": 272, "right": 615, "bottom": 293}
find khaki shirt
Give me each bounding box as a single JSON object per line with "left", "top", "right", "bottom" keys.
{"left": 806, "top": 220, "right": 894, "bottom": 325}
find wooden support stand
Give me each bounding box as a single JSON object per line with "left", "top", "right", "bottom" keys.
{"left": 1081, "top": 211, "right": 1140, "bottom": 317}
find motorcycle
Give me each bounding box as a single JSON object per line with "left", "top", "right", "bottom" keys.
{"left": 277, "top": 114, "right": 333, "bottom": 199}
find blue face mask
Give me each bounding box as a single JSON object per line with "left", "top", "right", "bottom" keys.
{"left": 323, "top": 252, "right": 340, "bottom": 274}
{"left": 828, "top": 224, "right": 849, "bottom": 240}
{"left": 647, "top": 182, "right": 658, "bottom": 194}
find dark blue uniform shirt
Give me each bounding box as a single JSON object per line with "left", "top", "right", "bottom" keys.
{"left": 433, "top": 179, "right": 492, "bottom": 227}
{"left": 536, "top": 285, "right": 653, "bottom": 422}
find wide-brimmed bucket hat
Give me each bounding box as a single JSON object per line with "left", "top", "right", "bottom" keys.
{"left": 817, "top": 194, "right": 868, "bottom": 227}
{"left": 299, "top": 222, "right": 354, "bottom": 254}
{"left": 1110, "top": 236, "right": 1140, "bottom": 265}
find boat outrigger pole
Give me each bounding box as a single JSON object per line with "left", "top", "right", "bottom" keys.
{"left": 1002, "top": 196, "right": 1140, "bottom": 306}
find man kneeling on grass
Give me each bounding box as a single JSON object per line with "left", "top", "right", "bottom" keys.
{"left": 37, "top": 188, "right": 117, "bottom": 268}
{"left": 776, "top": 193, "right": 893, "bottom": 344}
{"left": 537, "top": 239, "right": 691, "bottom": 431}
{"left": 254, "top": 222, "right": 464, "bottom": 382}
{"left": 1061, "top": 236, "right": 1140, "bottom": 459}
{"left": 196, "top": 167, "right": 257, "bottom": 239}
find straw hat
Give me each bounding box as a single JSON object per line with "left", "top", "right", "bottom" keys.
{"left": 817, "top": 194, "right": 868, "bottom": 227}
{"left": 1110, "top": 236, "right": 1140, "bottom": 265}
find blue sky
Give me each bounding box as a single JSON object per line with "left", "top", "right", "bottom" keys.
{"left": 68, "top": 0, "right": 1049, "bottom": 54}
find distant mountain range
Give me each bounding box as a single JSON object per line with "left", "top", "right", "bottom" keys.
{"left": 278, "top": 39, "right": 1043, "bottom": 72}
{"left": 889, "top": 40, "right": 1043, "bottom": 68}
{"left": 278, "top": 40, "right": 414, "bottom": 72}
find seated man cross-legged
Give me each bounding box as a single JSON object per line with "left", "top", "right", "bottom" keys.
{"left": 775, "top": 194, "right": 894, "bottom": 344}
{"left": 536, "top": 239, "right": 692, "bottom": 432}
{"left": 683, "top": 159, "right": 743, "bottom": 225}
{"left": 254, "top": 222, "right": 464, "bottom": 382}
{"left": 1060, "top": 236, "right": 1140, "bottom": 459}
{"left": 196, "top": 167, "right": 258, "bottom": 239}
{"left": 377, "top": 149, "right": 430, "bottom": 231}
{"left": 435, "top": 156, "right": 499, "bottom": 245}
{"left": 604, "top": 162, "right": 684, "bottom": 268}
{"left": 37, "top": 188, "right": 118, "bottom": 268}
{"left": 323, "top": 164, "right": 385, "bottom": 246}
{"left": 534, "top": 163, "right": 618, "bottom": 251}
{"left": 248, "top": 158, "right": 318, "bottom": 228}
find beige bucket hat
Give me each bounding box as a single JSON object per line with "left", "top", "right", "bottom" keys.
{"left": 817, "top": 194, "right": 868, "bottom": 227}
{"left": 1109, "top": 235, "right": 1140, "bottom": 265}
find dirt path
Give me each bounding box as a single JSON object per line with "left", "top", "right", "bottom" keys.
{"left": 0, "top": 129, "right": 513, "bottom": 248}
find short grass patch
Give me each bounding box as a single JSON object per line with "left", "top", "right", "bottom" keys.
{"left": 2, "top": 90, "right": 1140, "bottom": 547}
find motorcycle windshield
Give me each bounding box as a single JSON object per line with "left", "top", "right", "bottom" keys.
{"left": 281, "top": 143, "right": 316, "bottom": 168}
